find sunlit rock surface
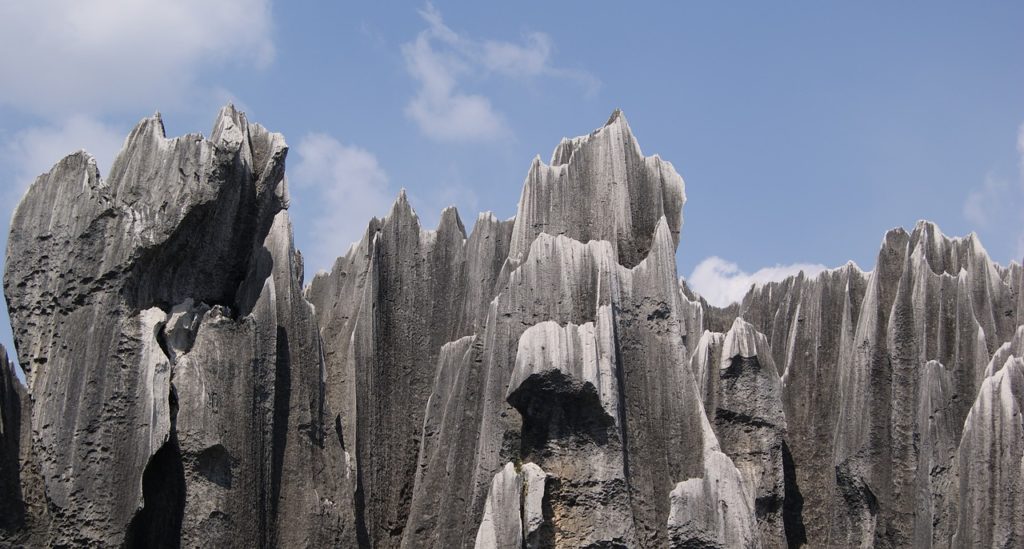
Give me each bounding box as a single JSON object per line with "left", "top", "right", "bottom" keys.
{"left": 0, "top": 107, "right": 1021, "bottom": 548}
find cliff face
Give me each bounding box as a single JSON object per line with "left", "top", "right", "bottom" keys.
{"left": 0, "top": 107, "right": 1021, "bottom": 548}
{"left": 2, "top": 107, "right": 354, "bottom": 548}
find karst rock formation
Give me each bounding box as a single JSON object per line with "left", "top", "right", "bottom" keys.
{"left": 0, "top": 107, "right": 1022, "bottom": 548}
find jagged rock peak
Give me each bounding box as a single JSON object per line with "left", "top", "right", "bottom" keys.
{"left": 510, "top": 109, "right": 685, "bottom": 269}
{"left": 2, "top": 106, "right": 357, "bottom": 547}
{"left": 5, "top": 106, "right": 1024, "bottom": 549}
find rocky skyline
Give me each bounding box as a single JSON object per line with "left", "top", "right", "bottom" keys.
{"left": 0, "top": 108, "right": 1022, "bottom": 548}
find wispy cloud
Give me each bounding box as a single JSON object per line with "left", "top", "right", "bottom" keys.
{"left": 402, "top": 3, "right": 597, "bottom": 142}
{"left": 1019, "top": 124, "right": 1024, "bottom": 258}
{"left": 2, "top": 115, "right": 125, "bottom": 200}
{"left": 289, "top": 133, "right": 393, "bottom": 274}
{"left": 0, "top": 0, "right": 273, "bottom": 117}
{"left": 686, "top": 257, "right": 827, "bottom": 307}
{"left": 0, "top": 0, "right": 275, "bottom": 206}
{"left": 963, "top": 122, "right": 1024, "bottom": 260}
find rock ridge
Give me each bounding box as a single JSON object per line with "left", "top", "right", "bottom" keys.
{"left": 0, "top": 106, "right": 1020, "bottom": 549}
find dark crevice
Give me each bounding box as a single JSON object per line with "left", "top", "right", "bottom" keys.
{"left": 334, "top": 414, "right": 346, "bottom": 451}
{"left": 0, "top": 361, "right": 26, "bottom": 535}
{"left": 196, "top": 444, "right": 233, "bottom": 489}
{"left": 123, "top": 384, "right": 185, "bottom": 549}
{"left": 507, "top": 370, "right": 614, "bottom": 456}
{"left": 755, "top": 494, "right": 784, "bottom": 518}
{"left": 714, "top": 408, "right": 777, "bottom": 430}
{"left": 722, "top": 355, "right": 761, "bottom": 380}
{"left": 353, "top": 467, "right": 371, "bottom": 548}
{"left": 531, "top": 475, "right": 557, "bottom": 548}
{"left": 155, "top": 318, "right": 173, "bottom": 365}
{"left": 269, "top": 326, "right": 291, "bottom": 545}
{"left": 781, "top": 440, "right": 807, "bottom": 548}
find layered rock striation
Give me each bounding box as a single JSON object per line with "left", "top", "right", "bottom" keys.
{"left": 0, "top": 106, "right": 1021, "bottom": 548}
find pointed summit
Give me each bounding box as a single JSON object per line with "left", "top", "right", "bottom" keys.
{"left": 511, "top": 110, "right": 685, "bottom": 268}
{"left": 604, "top": 108, "right": 625, "bottom": 127}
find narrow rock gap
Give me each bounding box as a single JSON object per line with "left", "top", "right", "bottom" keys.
{"left": 781, "top": 441, "right": 807, "bottom": 548}
{"left": 123, "top": 384, "right": 185, "bottom": 549}
{"left": 269, "top": 326, "right": 292, "bottom": 545}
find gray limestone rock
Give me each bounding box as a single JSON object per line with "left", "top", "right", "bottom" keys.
{"left": 473, "top": 461, "right": 550, "bottom": 549}
{"left": 951, "top": 354, "right": 1024, "bottom": 548}
{"left": 3, "top": 106, "right": 352, "bottom": 547}
{"left": 0, "top": 348, "right": 45, "bottom": 547}
{"left": 686, "top": 223, "right": 1023, "bottom": 548}
{"left": 509, "top": 110, "right": 685, "bottom": 269}
{"left": 668, "top": 448, "right": 760, "bottom": 549}
{"left": 2, "top": 105, "right": 1022, "bottom": 549}
{"left": 691, "top": 318, "right": 789, "bottom": 548}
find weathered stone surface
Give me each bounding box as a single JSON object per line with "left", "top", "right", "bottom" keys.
{"left": 685, "top": 223, "right": 1023, "bottom": 548}
{"left": 668, "top": 450, "right": 760, "bottom": 549}
{"left": 507, "top": 305, "right": 633, "bottom": 547}
{"left": 951, "top": 354, "right": 1024, "bottom": 547}
{"left": 472, "top": 461, "right": 549, "bottom": 549}
{"left": 690, "top": 318, "right": 788, "bottom": 548}
{"left": 308, "top": 196, "right": 515, "bottom": 548}
{"left": 509, "top": 110, "right": 685, "bottom": 268}
{"left": 0, "top": 348, "right": 42, "bottom": 546}
{"left": 668, "top": 410, "right": 760, "bottom": 549}
{"left": 521, "top": 462, "right": 549, "bottom": 548}
{"left": 3, "top": 106, "right": 1022, "bottom": 549}
{"left": 3, "top": 106, "right": 353, "bottom": 547}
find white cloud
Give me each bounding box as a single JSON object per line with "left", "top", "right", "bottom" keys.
{"left": 402, "top": 3, "right": 597, "bottom": 142}
{"left": 964, "top": 173, "right": 1013, "bottom": 228}
{"left": 0, "top": 0, "right": 273, "bottom": 116}
{"left": 2, "top": 115, "right": 124, "bottom": 200}
{"left": 1018, "top": 123, "right": 1024, "bottom": 258}
{"left": 290, "top": 133, "right": 393, "bottom": 274}
{"left": 963, "top": 122, "right": 1024, "bottom": 260}
{"left": 686, "top": 257, "right": 827, "bottom": 307}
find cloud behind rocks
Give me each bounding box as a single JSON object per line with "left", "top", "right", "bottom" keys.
{"left": 962, "top": 122, "right": 1024, "bottom": 261}
{"left": 290, "top": 132, "right": 393, "bottom": 274}
{"left": 686, "top": 256, "right": 827, "bottom": 307}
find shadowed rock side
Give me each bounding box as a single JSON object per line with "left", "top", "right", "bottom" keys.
{"left": 304, "top": 111, "right": 732, "bottom": 549}
{"left": 687, "top": 223, "right": 1023, "bottom": 548}
{"left": 0, "top": 351, "right": 25, "bottom": 534}
{"left": 3, "top": 106, "right": 1024, "bottom": 549}
{"left": 1, "top": 348, "right": 48, "bottom": 547}
{"left": 689, "top": 318, "right": 789, "bottom": 548}
{"left": 306, "top": 201, "right": 515, "bottom": 548}
{"left": 3, "top": 107, "right": 354, "bottom": 547}
{"left": 473, "top": 462, "right": 549, "bottom": 549}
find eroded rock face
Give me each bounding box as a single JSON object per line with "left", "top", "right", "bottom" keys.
{"left": 3, "top": 107, "right": 353, "bottom": 547}
{"left": 689, "top": 318, "right": 789, "bottom": 548}
{"left": 0, "top": 347, "right": 36, "bottom": 545}
{"left": 509, "top": 109, "right": 685, "bottom": 269}
{"left": 952, "top": 355, "right": 1024, "bottom": 548}
{"left": 692, "top": 224, "right": 1024, "bottom": 548}
{"left": 1, "top": 106, "right": 1022, "bottom": 549}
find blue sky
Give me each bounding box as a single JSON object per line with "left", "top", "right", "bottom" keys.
{"left": 1, "top": 2, "right": 1022, "bottom": 374}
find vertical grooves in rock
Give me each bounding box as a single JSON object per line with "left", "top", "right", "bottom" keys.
{"left": 1, "top": 108, "right": 1021, "bottom": 548}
